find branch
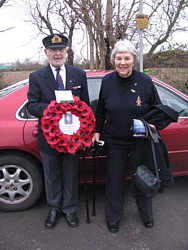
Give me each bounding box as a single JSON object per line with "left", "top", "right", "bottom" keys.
{"left": 0, "top": 27, "right": 15, "bottom": 32}
{"left": 0, "top": 0, "right": 7, "bottom": 8}
{"left": 148, "top": 0, "right": 186, "bottom": 55}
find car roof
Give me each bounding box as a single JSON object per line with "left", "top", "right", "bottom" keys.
{"left": 86, "top": 70, "right": 113, "bottom": 77}
{"left": 0, "top": 79, "right": 29, "bottom": 98}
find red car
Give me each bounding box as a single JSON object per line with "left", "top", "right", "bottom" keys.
{"left": 0, "top": 71, "right": 188, "bottom": 212}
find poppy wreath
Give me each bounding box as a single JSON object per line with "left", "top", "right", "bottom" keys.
{"left": 41, "top": 95, "right": 96, "bottom": 154}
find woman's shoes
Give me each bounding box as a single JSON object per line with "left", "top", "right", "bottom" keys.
{"left": 106, "top": 219, "right": 153, "bottom": 232}
{"left": 143, "top": 218, "right": 154, "bottom": 228}
{"left": 107, "top": 221, "right": 119, "bottom": 233}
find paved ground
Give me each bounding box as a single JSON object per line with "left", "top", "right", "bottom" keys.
{"left": 0, "top": 176, "right": 188, "bottom": 250}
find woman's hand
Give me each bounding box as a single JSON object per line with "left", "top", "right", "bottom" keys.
{"left": 92, "top": 132, "right": 100, "bottom": 145}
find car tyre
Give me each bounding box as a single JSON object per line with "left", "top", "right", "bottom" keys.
{"left": 0, "top": 153, "right": 43, "bottom": 212}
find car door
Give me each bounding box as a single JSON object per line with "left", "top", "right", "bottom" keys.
{"left": 154, "top": 81, "right": 188, "bottom": 176}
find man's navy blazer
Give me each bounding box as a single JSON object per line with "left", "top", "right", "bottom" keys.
{"left": 27, "top": 64, "right": 90, "bottom": 154}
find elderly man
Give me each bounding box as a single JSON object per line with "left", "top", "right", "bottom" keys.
{"left": 27, "top": 34, "right": 90, "bottom": 229}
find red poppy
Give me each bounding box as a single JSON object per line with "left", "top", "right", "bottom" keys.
{"left": 43, "top": 109, "right": 52, "bottom": 119}
{"left": 83, "top": 135, "right": 93, "bottom": 147}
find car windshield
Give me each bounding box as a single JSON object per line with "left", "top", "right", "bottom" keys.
{"left": 0, "top": 80, "right": 28, "bottom": 99}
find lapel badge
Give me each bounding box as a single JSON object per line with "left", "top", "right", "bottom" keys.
{"left": 136, "top": 95, "right": 142, "bottom": 106}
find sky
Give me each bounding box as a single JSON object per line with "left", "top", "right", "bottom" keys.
{"left": 0, "top": 2, "right": 45, "bottom": 64}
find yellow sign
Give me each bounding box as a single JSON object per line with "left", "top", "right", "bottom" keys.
{"left": 136, "top": 14, "right": 148, "bottom": 30}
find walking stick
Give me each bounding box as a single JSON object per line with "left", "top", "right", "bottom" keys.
{"left": 82, "top": 150, "right": 91, "bottom": 224}
{"left": 91, "top": 140, "right": 105, "bottom": 217}
{"left": 92, "top": 148, "right": 97, "bottom": 217}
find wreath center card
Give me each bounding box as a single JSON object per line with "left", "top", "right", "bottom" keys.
{"left": 59, "top": 112, "right": 80, "bottom": 135}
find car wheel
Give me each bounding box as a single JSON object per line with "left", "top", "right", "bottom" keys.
{"left": 0, "top": 154, "right": 43, "bottom": 212}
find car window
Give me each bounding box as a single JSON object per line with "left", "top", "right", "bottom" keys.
{"left": 17, "top": 101, "right": 37, "bottom": 120}
{"left": 87, "top": 77, "right": 102, "bottom": 112}
{"left": 154, "top": 82, "right": 188, "bottom": 117}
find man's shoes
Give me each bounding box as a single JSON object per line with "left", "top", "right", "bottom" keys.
{"left": 143, "top": 218, "right": 154, "bottom": 228}
{"left": 65, "top": 213, "right": 79, "bottom": 227}
{"left": 45, "top": 210, "right": 60, "bottom": 229}
{"left": 107, "top": 221, "right": 119, "bottom": 233}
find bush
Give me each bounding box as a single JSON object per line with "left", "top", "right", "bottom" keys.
{"left": 144, "top": 68, "right": 188, "bottom": 95}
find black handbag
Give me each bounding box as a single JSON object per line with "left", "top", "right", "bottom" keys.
{"left": 132, "top": 164, "right": 160, "bottom": 195}
{"left": 132, "top": 122, "right": 161, "bottom": 196}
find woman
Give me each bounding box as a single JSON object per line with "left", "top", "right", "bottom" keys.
{"left": 92, "top": 39, "right": 162, "bottom": 233}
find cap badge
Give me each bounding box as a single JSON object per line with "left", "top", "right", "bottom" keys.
{"left": 51, "top": 35, "right": 62, "bottom": 44}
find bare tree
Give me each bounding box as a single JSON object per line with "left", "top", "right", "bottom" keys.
{"left": 63, "top": 0, "right": 98, "bottom": 70}
{"left": 63, "top": 0, "right": 139, "bottom": 69}
{"left": 16, "top": 0, "right": 188, "bottom": 70}
{"left": 144, "top": 0, "right": 188, "bottom": 56}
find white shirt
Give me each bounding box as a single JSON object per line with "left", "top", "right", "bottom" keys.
{"left": 50, "top": 64, "right": 66, "bottom": 89}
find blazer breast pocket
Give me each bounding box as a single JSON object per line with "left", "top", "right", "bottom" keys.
{"left": 71, "top": 85, "right": 82, "bottom": 97}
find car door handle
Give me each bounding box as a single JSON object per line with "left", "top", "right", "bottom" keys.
{"left": 32, "top": 130, "right": 38, "bottom": 137}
